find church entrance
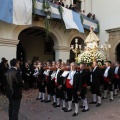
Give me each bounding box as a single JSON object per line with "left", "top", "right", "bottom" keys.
{"left": 116, "top": 43, "right": 120, "bottom": 61}
{"left": 17, "top": 27, "right": 55, "bottom": 63}
{"left": 70, "top": 37, "right": 85, "bottom": 62}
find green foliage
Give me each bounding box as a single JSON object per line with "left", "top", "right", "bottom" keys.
{"left": 58, "top": 6, "right": 64, "bottom": 19}
{"left": 97, "top": 21, "right": 100, "bottom": 33}
{"left": 42, "top": 0, "right": 52, "bottom": 39}
{"left": 80, "top": 15, "right": 84, "bottom": 24}
{"left": 32, "top": 0, "right": 36, "bottom": 17}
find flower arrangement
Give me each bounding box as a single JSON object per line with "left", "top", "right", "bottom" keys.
{"left": 78, "top": 51, "right": 106, "bottom": 66}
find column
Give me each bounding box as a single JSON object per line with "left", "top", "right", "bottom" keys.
{"left": 54, "top": 46, "right": 71, "bottom": 61}
{"left": 0, "top": 38, "right": 19, "bottom": 63}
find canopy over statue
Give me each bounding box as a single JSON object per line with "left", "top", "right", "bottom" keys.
{"left": 78, "top": 26, "right": 106, "bottom": 65}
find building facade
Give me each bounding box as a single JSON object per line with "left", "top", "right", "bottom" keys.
{"left": 0, "top": 0, "right": 120, "bottom": 62}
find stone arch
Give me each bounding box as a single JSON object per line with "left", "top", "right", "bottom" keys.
{"left": 12, "top": 21, "right": 60, "bottom": 46}
{"left": 67, "top": 32, "right": 87, "bottom": 46}
{"left": 109, "top": 38, "right": 120, "bottom": 61}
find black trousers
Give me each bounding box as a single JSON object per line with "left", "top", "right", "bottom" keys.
{"left": 66, "top": 88, "right": 78, "bottom": 103}
{"left": 91, "top": 82, "right": 101, "bottom": 96}
{"left": 37, "top": 81, "right": 45, "bottom": 93}
{"left": 80, "top": 87, "right": 87, "bottom": 99}
{"left": 114, "top": 78, "right": 120, "bottom": 90}
{"left": 9, "top": 99, "right": 21, "bottom": 120}
{"left": 56, "top": 86, "right": 65, "bottom": 99}
{"left": 104, "top": 81, "right": 113, "bottom": 91}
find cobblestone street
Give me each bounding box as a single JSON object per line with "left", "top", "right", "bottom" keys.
{"left": 0, "top": 89, "right": 120, "bottom": 120}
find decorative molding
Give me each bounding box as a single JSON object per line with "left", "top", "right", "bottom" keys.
{"left": 53, "top": 46, "right": 71, "bottom": 52}
{"left": 0, "top": 38, "right": 19, "bottom": 47}
{"left": 106, "top": 27, "right": 120, "bottom": 33}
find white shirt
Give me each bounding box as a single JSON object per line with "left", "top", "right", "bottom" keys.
{"left": 12, "top": 66, "right": 17, "bottom": 70}
{"left": 93, "top": 66, "right": 97, "bottom": 72}
{"left": 67, "top": 70, "right": 76, "bottom": 85}
{"left": 115, "top": 67, "right": 119, "bottom": 74}
{"left": 90, "top": 66, "right": 97, "bottom": 82}
{"left": 55, "top": 68, "right": 60, "bottom": 82}
{"left": 104, "top": 66, "right": 110, "bottom": 77}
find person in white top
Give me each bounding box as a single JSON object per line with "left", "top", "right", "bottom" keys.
{"left": 89, "top": 61, "right": 102, "bottom": 107}
{"left": 103, "top": 61, "right": 114, "bottom": 101}
{"left": 113, "top": 61, "right": 120, "bottom": 96}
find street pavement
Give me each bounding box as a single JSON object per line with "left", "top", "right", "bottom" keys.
{"left": 0, "top": 89, "right": 120, "bottom": 120}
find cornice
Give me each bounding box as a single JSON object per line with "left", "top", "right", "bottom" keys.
{"left": 0, "top": 38, "right": 19, "bottom": 47}
{"left": 106, "top": 27, "right": 120, "bottom": 33}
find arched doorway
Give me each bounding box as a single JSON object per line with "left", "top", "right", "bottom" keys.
{"left": 17, "top": 27, "right": 55, "bottom": 63}
{"left": 70, "top": 37, "right": 85, "bottom": 61}
{"left": 116, "top": 43, "right": 120, "bottom": 61}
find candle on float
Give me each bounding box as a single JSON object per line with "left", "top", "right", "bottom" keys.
{"left": 108, "top": 44, "right": 111, "bottom": 48}
{"left": 71, "top": 45, "right": 74, "bottom": 49}
{"left": 100, "top": 45, "right": 103, "bottom": 49}
{"left": 79, "top": 45, "right": 81, "bottom": 49}
{"left": 75, "top": 39, "right": 78, "bottom": 43}
{"left": 75, "top": 44, "right": 78, "bottom": 49}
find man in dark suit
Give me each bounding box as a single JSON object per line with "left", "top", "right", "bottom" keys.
{"left": 89, "top": 61, "right": 102, "bottom": 107}
{"left": 58, "top": 0, "right": 64, "bottom": 7}
{"left": 103, "top": 61, "right": 114, "bottom": 101}
{"left": 6, "top": 58, "right": 24, "bottom": 120}
{"left": 54, "top": 61, "right": 65, "bottom": 110}
{"left": 78, "top": 63, "right": 89, "bottom": 112}
{"left": 113, "top": 61, "right": 120, "bottom": 96}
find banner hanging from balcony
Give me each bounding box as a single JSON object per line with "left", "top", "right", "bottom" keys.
{"left": 62, "top": 7, "right": 84, "bottom": 33}
{"left": 35, "top": 0, "right": 84, "bottom": 33}
{"left": 0, "top": 0, "right": 32, "bottom": 25}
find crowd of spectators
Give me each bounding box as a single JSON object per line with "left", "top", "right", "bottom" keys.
{"left": 49, "top": 0, "right": 96, "bottom": 20}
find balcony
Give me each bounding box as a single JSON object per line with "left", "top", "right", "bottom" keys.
{"left": 35, "top": 0, "right": 99, "bottom": 33}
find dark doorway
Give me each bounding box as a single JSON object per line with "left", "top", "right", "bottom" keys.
{"left": 16, "top": 41, "right": 26, "bottom": 63}
{"left": 116, "top": 43, "right": 120, "bottom": 62}
{"left": 17, "top": 27, "right": 55, "bottom": 62}
{"left": 70, "top": 37, "right": 85, "bottom": 61}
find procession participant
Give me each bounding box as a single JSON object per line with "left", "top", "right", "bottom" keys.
{"left": 60, "top": 62, "right": 70, "bottom": 107}
{"left": 0, "top": 59, "right": 9, "bottom": 95}
{"left": 44, "top": 61, "right": 53, "bottom": 103}
{"left": 54, "top": 61, "right": 66, "bottom": 111}
{"left": 35, "top": 62, "right": 45, "bottom": 102}
{"left": 50, "top": 61, "right": 57, "bottom": 105}
{"left": 89, "top": 61, "right": 102, "bottom": 107}
{"left": 79, "top": 63, "right": 89, "bottom": 112}
{"left": 103, "top": 61, "right": 114, "bottom": 101}
{"left": 22, "top": 62, "right": 31, "bottom": 90}
{"left": 113, "top": 61, "right": 120, "bottom": 96}
{"left": 64, "top": 62, "right": 81, "bottom": 117}
{"left": 30, "top": 62, "right": 37, "bottom": 89}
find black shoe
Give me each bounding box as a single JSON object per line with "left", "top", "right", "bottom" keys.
{"left": 96, "top": 103, "right": 101, "bottom": 107}
{"left": 89, "top": 101, "right": 97, "bottom": 104}
{"left": 64, "top": 109, "right": 72, "bottom": 112}
{"left": 110, "top": 99, "right": 113, "bottom": 102}
{"left": 41, "top": 100, "right": 45, "bottom": 102}
{"left": 79, "top": 105, "right": 85, "bottom": 108}
{"left": 61, "top": 107, "right": 66, "bottom": 111}
{"left": 82, "top": 109, "right": 89, "bottom": 112}
{"left": 45, "top": 100, "right": 51, "bottom": 103}
{"left": 65, "top": 99, "right": 68, "bottom": 102}
{"left": 54, "top": 104, "right": 60, "bottom": 107}
{"left": 102, "top": 97, "right": 107, "bottom": 99}
{"left": 72, "top": 113, "right": 78, "bottom": 116}
{"left": 113, "top": 94, "right": 117, "bottom": 96}
{"left": 36, "top": 98, "right": 42, "bottom": 100}
{"left": 52, "top": 102, "right": 56, "bottom": 106}
{"left": 72, "top": 101, "right": 75, "bottom": 103}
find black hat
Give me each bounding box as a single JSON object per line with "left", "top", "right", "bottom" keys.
{"left": 105, "top": 60, "right": 112, "bottom": 64}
